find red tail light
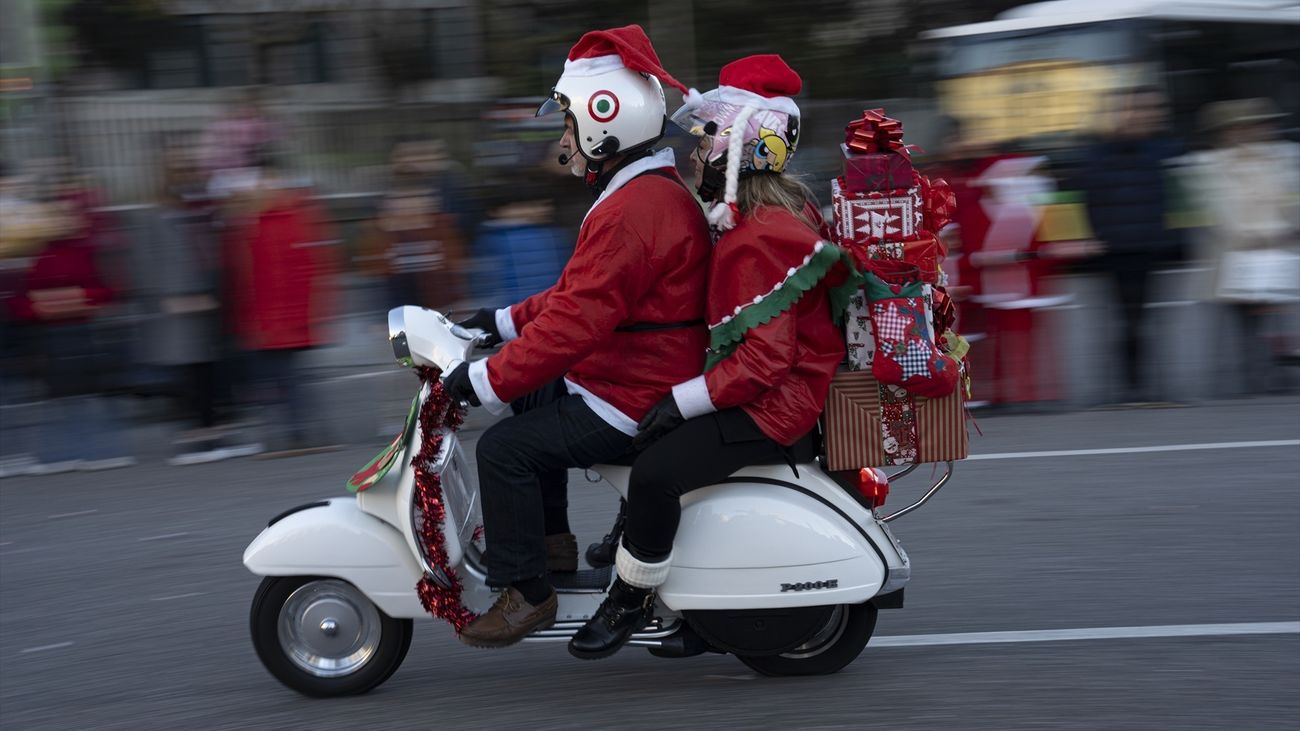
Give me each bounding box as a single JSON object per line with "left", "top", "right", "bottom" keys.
{"left": 857, "top": 467, "right": 890, "bottom": 508}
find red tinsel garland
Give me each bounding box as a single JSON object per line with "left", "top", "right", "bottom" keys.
{"left": 410, "top": 365, "right": 478, "bottom": 633}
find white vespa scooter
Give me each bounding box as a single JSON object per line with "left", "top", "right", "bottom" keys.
{"left": 244, "top": 307, "right": 953, "bottom": 697}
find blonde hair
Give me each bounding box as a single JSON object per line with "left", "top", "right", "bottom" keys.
{"left": 736, "top": 172, "right": 819, "bottom": 233}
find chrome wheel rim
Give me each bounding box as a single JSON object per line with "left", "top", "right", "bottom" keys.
{"left": 278, "top": 579, "right": 382, "bottom": 678}
{"left": 779, "top": 605, "right": 848, "bottom": 659}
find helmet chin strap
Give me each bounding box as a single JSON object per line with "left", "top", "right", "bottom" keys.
{"left": 581, "top": 136, "right": 624, "bottom": 193}
{"left": 697, "top": 161, "right": 725, "bottom": 203}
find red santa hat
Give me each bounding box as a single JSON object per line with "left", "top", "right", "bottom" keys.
{"left": 683, "top": 54, "right": 802, "bottom": 118}
{"left": 561, "top": 24, "right": 688, "bottom": 94}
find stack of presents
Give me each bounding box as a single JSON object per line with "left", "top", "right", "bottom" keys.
{"left": 823, "top": 110, "right": 970, "bottom": 470}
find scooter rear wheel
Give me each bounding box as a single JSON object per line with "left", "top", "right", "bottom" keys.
{"left": 250, "top": 575, "right": 413, "bottom": 697}
{"left": 736, "top": 602, "right": 877, "bottom": 677}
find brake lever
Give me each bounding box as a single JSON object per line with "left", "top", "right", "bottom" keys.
{"left": 450, "top": 325, "right": 497, "bottom": 350}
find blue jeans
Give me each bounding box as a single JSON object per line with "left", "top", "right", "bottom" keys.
{"left": 36, "top": 322, "right": 129, "bottom": 462}
{"left": 37, "top": 395, "right": 130, "bottom": 463}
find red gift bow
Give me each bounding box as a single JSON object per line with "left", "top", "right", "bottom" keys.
{"left": 844, "top": 108, "right": 920, "bottom": 159}
{"left": 921, "top": 175, "right": 957, "bottom": 232}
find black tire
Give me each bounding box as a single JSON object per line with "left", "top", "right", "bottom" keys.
{"left": 250, "top": 576, "right": 413, "bottom": 697}
{"left": 736, "top": 603, "right": 877, "bottom": 677}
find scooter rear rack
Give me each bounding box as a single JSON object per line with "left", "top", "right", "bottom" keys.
{"left": 880, "top": 461, "right": 954, "bottom": 523}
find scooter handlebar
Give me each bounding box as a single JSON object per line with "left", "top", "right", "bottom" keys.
{"left": 388, "top": 306, "right": 486, "bottom": 373}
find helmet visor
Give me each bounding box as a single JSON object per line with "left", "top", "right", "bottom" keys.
{"left": 670, "top": 103, "right": 711, "bottom": 136}
{"left": 535, "top": 90, "right": 570, "bottom": 118}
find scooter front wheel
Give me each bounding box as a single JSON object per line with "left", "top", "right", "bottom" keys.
{"left": 736, "top": 602, "right": 877, "bottom": 677}
{"left": 250, "top": 576, "right": 413, "bottom": 697}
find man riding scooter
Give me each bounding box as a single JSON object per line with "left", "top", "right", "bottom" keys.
{"left": 441, "top": 25, "right": 712, "bottom": 648}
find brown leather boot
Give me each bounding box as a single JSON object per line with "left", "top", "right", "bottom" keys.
{"left": 545, "top": 533, "right": 578, "bottom": 573}
{"left": 458, "top": 587, "right": 557, "bottom": 648}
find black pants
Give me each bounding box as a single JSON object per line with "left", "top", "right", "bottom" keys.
{"left": 476, "top": 380, "right": 634, "bottom": 586}
{"left": 624, "top": 409, "right": 785, "bottom": 560}
{"left": 1109, "top": 259, "right": 1154, "bottom": 398}
{"left": 184, "top": 362, "right": 217, "bottom": 428}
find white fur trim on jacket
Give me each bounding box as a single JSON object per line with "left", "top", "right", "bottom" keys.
{"left": 584, "top": 147, "right": 676, "bottom": 223}
{"left": 616, "top": 544, "right": 673, "bottom": 589}
{"left": 494, "top": 306, "right": 519, "bottom": 342}
{"left": 672, "top": 375, "right": 716, "bottom": 420}
{"left": 562, "top": 54, "right": 625, "bottom": 78}
{"left": 467, "top": 359, "right": 508, "bottom": 415}
{"left": 563, "top": 378, "right": 638, "bottom": 436}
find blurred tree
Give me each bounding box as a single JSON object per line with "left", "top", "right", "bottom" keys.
{"left": 59, "top": 0, "right": 176, "bottom": 78}
{"left": 480, "top": 0, "right": 1028, "bottom": 101}
{"left": 369, "top": 10, "right": 438, "bottom": 88}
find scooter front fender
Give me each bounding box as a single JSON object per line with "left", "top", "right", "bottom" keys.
{"left": 243, "top": 498, "right": 426, "bottom": 619}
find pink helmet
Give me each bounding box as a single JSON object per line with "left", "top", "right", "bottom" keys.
{"left": 671, "top": 55, "right": 802, "bottom": 230}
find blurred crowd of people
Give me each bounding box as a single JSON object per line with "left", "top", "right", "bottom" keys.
{"left": 0, "top": 95, "right": 582, "bottom": 476}
{"left": 923, "top": 89, "right": 1299, "bottom": 409}
{"left": 2, "top": 84, "right": 1297, "bottom": 476}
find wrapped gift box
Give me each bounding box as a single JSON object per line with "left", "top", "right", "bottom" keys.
{"left": 832, "top": 178, "right": 923, "bottom": 246}
{"left": 842, "top": 144, "right": 915, "bottom": 193}
{"left": 863, "top": 233, "right": 944, "bottom": 285}
{"left": 822, "top": 367, "right": 968, "bottom": 469}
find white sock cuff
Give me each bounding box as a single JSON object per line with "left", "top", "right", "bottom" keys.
{"left": 615, "top": 544, "right": 672, "bottom": 589}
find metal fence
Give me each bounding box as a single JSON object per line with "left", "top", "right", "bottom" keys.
{"left": 47, "top": 93, "right": 483, "bottom": 204}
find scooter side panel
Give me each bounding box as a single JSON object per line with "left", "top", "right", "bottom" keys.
{"left": 659, "top": 557, "right": 883, "bottom": 610}
{"left": 655, "top": 474, "right": 899, "bottom": 610}
{"left": 243, "top": 499, "right": 426, "bottom": 619}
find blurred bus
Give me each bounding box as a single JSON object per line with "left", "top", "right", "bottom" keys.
{"left": 921, "top": 0, "right": 1300, "bottom": 148}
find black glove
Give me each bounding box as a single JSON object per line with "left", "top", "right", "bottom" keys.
{"left": 442, "top": 362, "right": 480, "bottom": 407}
{"left": 633, "top": 395, "right": 685, "bottom": 450}
{"left": 456, "top": 308, "right": 502, "bottom": 347}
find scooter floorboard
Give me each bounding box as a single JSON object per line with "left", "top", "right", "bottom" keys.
{"left": 548, "top": 565, "right": 613, "bottom": 593}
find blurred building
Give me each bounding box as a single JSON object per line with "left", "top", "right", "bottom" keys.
{"left": 921, "top": 0, "right": 1300, "bottom": 150}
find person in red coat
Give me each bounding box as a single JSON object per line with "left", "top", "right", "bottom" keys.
{"left": 224, "top": 157, "right": 335, "bottom": 451}
{"left": 568, "top": 55, "right": 852, "bottom": 658}
{"left": 441, "top": 26, "right": 712, "bottom": 647}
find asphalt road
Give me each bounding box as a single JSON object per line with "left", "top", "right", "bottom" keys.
{"left": 2, "top": 397, "right": 1298, "bottom": 730}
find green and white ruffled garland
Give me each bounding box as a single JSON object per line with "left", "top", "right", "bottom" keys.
{"left": 706, "top": 240, "right": 862, "bottom": 370}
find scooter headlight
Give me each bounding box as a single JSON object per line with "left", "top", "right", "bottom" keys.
{"left": 388, "top": 307, "right": 412, "bottom": 368}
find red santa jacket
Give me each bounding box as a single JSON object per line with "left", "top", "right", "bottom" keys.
{"left": 227, "top": 190, "right": 335, "bottom": 351}
{"left": 672, "top": 205, "right": 847, "bottom": 446}
{"left": 469, "top": 159, "right": 711, "bottom": 428}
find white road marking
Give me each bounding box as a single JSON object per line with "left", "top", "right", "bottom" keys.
{"left": 0, "top": 541, "right": 12, "bottom": 546}
{"left": 968, "top": 440, "right": 1300, "bottom": 461}
{"left": 47, "top": 509, "right": 99, "bottom": 519}
{"left": 137, "top": 532, "right": 190, "bottom": 542}
{"left": 20, "top": 642, "right": 73, "bottom": 654}
{"left": 150, "top": 592, "right": 207, "bottom": 602}
{"left": 873, "top": 621, "right": 1300, "bottom": 648}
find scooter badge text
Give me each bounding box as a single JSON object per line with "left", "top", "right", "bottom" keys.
{"left": 780, "top": 580, "right": 839, "bottom": 592}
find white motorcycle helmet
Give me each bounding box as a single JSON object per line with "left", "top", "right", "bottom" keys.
{"left": 535, "top": 25, "right": 688, "bottom": 169}
{"left": 537, "top": 70, "right": 667, "bottom": 163}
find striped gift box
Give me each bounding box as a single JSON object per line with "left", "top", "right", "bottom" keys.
{"left": 822, "top": 368, "right": 968, "bottom": 470}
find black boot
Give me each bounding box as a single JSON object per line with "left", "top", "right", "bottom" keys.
{"left": 568, "top": 578, "right": 655, "bottom": 660}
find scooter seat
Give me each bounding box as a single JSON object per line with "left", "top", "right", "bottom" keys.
{"left": 600, "top": 431, "right": 818, "bottom": 467}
